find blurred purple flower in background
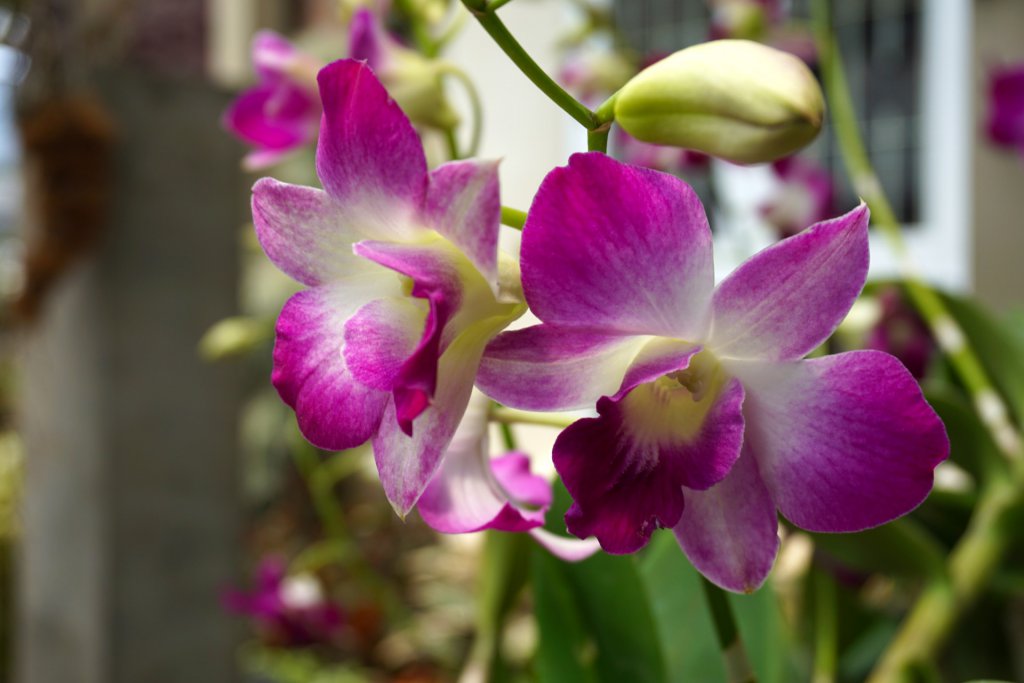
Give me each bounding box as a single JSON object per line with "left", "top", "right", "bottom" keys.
{"left": 760, "top": 155, "right": 834, "bottom": 239}
{"left": 223, "top": 31, "right": 322, "bottom": 170}
{"left": 986, "top": 63, "right": 1024, "bottom": 156}
{"left": 867, "top": 286, "right": 934, "bottom": 381}
{"left": 224, "top": 557, "right": 345, "bottom": 648}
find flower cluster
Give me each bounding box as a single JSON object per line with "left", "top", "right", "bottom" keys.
{"left": 245, "top": 53, "right": 947, "bottom": 591}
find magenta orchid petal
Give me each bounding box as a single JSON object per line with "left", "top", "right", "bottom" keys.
{"left": 555, "top": 369, "right": 745, "bottom": 554}
{"left": 419, "top": 450, "right": 550, "bottom": 534}
{"left": 529, "top": 528, "right": 603, "bottom": 562}
{"left": 273, "top": 282, "right": 396, "bottom": 451}
{"left": 424, "top": 160, "right": 502, "bottom": 288}
{"left": 252, "top": 178, "right": 377, "bottom": 287}
{"left": 730, "top": 350, "right": 948, "bottom": 532}
{"left": 708, "top": 203, "right": 870, "bottom": 362}
{"left": 315, "top": 60, "right": 427, "bottom": 239}
{"left": 224, "top": 84, "right": 318, "bottom": 156}
{"left": 478, "top": 325, "right": 649, "bottom": 411}
{"left": 673, "top": 450, "right": 779, "bottom": 593}
{"left": 521, "top": 152, "right": 713, "bottom": 338}
{"left": 252, "top": 30, "right": 302, "bottom": 79}
{"left": 348, "top": 9, "right": 385, "bottom": 69}
{"left": 342, "top": 297, "right": 426, "bottom": 391}
{"left": 353, "top": 239, "right": 469, "bottom": 432}
{"left": 615, "top": 338, "right": 702, "bottom": 401}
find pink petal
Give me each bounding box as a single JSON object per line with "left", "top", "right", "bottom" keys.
{"left": 477, "top": 325, "right": 648, "bottom": 411}
{"left": 224, "top": 83, "right": 318, "bottom": 152}
{"left": 252, "top": 30, "right": 302, "bottom": 80}
{"left": 479, "top": 327, "right": 701, "bottom": 411}
{"left": 423, "top": 160, "right": 501, "bottom": 289}
{"left": 521, "top": 152, "right": 713, "bottom": 338}
{"left": 348, "top": 9, "right": 384, "bottom": 68}
{"left": 252, "top": 178, "right": 376, "bottom": 287}
{"left": 554, "top": 372, "right": 745, "bottom": 554}
{"left": 673, "top": 450, "right": 779, "bottom": 593}
{"left": 419, "top": 451, "right": 549, "bottom": 534}
{"left": 708, "top": 204, "right": 869, "bottom": 362}
{"left": 273, "top": 281, "right": 397, "bottom": 451}
{"left": 315, "top": 60, "right": 427, "bottom": 241}
{"left": 354, "top": 240, "right": 468, "bottom": 433}
{"left": 731, "top": 350, "right": 949, "bottom": 532}
{"left": 343, "top": 297, "right": 426, "bottom": 390}
{"left": 529, "top": 528, "right": 602, "bottom": 562}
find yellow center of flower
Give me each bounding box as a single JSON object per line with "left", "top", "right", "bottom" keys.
{"left": 621, "top": 350, "right": 729, "bottom": 466}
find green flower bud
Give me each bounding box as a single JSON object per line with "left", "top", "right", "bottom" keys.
{"left": 614, "top": 40, "right": 824, "bottom": 164}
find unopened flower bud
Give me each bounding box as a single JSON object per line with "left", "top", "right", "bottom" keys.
{"left": 614, "top": 40, "right": 824, "bottom": 164}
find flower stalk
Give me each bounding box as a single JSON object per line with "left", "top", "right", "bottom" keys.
{"left": 489, "top": 405, "right": 575, "bottom": 430}
{"left": 460, "top": 0, "right": 601, "bottom": 130}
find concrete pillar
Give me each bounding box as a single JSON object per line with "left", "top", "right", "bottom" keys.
{"left": 18, "top": 69, "right": 246, "bottom": 683}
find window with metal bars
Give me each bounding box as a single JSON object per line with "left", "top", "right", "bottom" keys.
{"left": 613, "top": 0, "right": 923, "bottom": 225}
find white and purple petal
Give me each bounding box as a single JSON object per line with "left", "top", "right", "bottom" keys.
{"left": 423, "top": 160, "right": 501, "bottom": 289}
{"left": 373, "top": 310, "right": 517, "bottom": 516}
{"left": 252, "top": 178, "right": 377, "bottom": 287}
{"left": 273, "top": 274, "right": 400, "bottom": 451}
{"left": 708, "top": 204, "right": 869, "bottom": 362}
{"left": 477, "top": 326, "right": 648, "bottom": 411}
{"left": 673, "top": 450, "right": 779, "bottom": 593}
{"left": 315, "top": 60, "right": 427, "bottom": 241}
{"left": 554, "top": 367, "right": 745, "bottom": 554}
{"left": 521, "top": 152, "right": 713, "bottom": 338}
{"left": 730, "top": 350, "right": 949, "bottom": 532}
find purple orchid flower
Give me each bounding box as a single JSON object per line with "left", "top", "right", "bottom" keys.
{"left": 252, "top": 59, "right": 523, "bottom": 516}
{"left": 223, "top": 31, "right": 323, "bottom": 170}
{"left": 760, "top": 155, "right": 834, "bottom": 239}
{"left": 224, "top": 557, "right": 345, "bottom": 648}
{"left": 477, "top": 152, "right": 948, "bottom": 593}
{"left": 418, "top": 391, "right": 601, "bottom": 561}
{"left": 985, "top": 63, "right": 1024, "bottom": 155}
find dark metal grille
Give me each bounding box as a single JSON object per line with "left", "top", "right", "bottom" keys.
{"left": 613, "top": 0, "right": 922, "bottom": 224}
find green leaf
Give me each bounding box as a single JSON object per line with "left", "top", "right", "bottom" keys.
{"left": 941, "top": 293, "right": 1024, "bottom": 426}
{"left": 808, "top": 518, "right": 946, "bottom": 580}
{"left": 532, "top": 483, "right": 667, "bottom": 683}
{"left": 639, "top": 531, "right": 797, "bottom": 683}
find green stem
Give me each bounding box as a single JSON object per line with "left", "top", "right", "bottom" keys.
{"left": 488, "top": 0, "right": 516, "bottom": 10}
{"left": 440, "top": 63, "right": 484, "bottom": 157}
{"left": 588, "top": 127, "right": 609, "bottom": 153}
{"left": 443, "top": 126, "right": 461, "bottom": 161}
{"left": 500, "top": 205, "right": 527, "bottom": 230}
{"left": 490, "top": 406, "right": 575, "bottom": 429}
{"left": 811, "top": 0, "right": 1022, "bottom": 465}
{"left": 812, "top": 571, "right": 838, "bottom": 683}
{"left": 460, "top": 0, "right": 598, "bottom": 129}
{"left": 459, "top": 531, "right": 532, "bottom": 683}
{"left": 700, "top": 577, "right": 757, "bottom": 683}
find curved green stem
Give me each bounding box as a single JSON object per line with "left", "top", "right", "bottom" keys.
{"left": 500, "top": 205, "right": 527, "bottom": 230}
{"left": 588, "top": 128, "right": 609, "bottom": 153}
{"left": 440, "top": 63, "right": 484, "bottom": 158}
{"left": 460, "top": 0, "right": 599, "bottom": 129}
{"left": 700, "top": 577, "right": 757, "bottom": 683}
{"left": 812, "top": 571, "right": 838, "bottom": 683}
